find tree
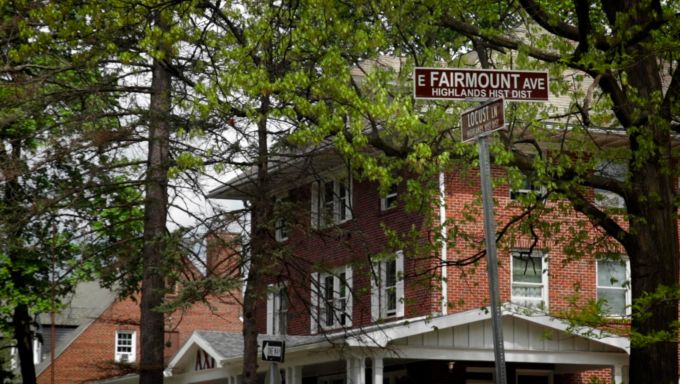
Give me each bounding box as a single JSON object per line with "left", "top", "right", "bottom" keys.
{"left": 0, "top": 2, "right": 136, "bottom": 382}
{"left": 436, "top": 2, "right": 679, "bottom": 383}
{"left": 291, "top": 1, "right": 679, "bottom": 383}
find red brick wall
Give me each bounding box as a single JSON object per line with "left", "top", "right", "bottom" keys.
{"left": 36, "top": 292, "right": 241, "bottom": 384}
{"left": 260, "top": 169, "right": 638, "bottom": 337}
{"left": 258, "top": 177, "right": 436, "bottom": 336}
{"left": 441, "top": 168, "right": 619, "bottom": 315}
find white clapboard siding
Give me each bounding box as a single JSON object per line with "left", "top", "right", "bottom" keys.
{"left": 387, "top": 316, "right": 620, "bottom": 354}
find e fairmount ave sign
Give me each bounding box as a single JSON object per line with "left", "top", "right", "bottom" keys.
{"left": 414, "top": 67, "right": 549, "bottom": 101}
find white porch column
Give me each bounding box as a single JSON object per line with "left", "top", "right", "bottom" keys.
{"left": 285, "top": 366, "right": 303, "bottom": 384}
{"left": 346, "top": 356, "right": 365, "bottom": 384}
{"left": 371, "top": 357, "right": 383, "bottom": 384}
{"left": 613, "top": 364, "right": 627, "bottom": 384}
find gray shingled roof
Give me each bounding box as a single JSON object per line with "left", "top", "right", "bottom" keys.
{"left": 193, "top": 330, "right": 332, "bottom": 360}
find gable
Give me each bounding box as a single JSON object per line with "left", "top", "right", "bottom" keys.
{"left": 346, "top": 305, "right": 628, "bottom": 355}
{"left": 392, "top": 315, "right": 622, "bottom": 354}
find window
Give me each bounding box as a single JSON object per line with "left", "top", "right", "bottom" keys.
{"left": 266, "top": 284, "right": 288, "bottom": 335}
{"left": 510, "top": 170, "right": 546, "bottom": 201}
{"left": 371, "top": 251, "right": 405, "bottom": 320}
{"left": 274, "top": 195, "right": 290, "bottom": 242}
{"left": 115, "top": 330, "right": 136, "bottom": 363}
{"left": 311, "top": 266, "right": 353, "bottom": 333}
{"left": 311, "top": 176, "right": 352, "bottom": 228}
{"left": 380, "top": 183, "right": 398, "bottom": 211}
{"left": 597, "top": 258, "right": 631, "bottom": 316}
{"left": 594, "top": 161, "right": 626, "bottom": 209}
{"left": 321, "top": 267, "right": 352, "bottom": 329}
{"left": 511, "top": 250, "right": 548, "bottom": 309}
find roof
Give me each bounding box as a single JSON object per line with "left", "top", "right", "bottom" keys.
{"left": 36, "top": 280, "right": 116, "bottom": 326}
{"left": 208, "top": 142, "right": 347, "bottom": 201}
{"left": 36, "top": 281, "right": 118, "bottom": 376}
{"left": 346, "top": 303, "right": 629, "bottom": 353}
{"left": 162, "top": 303, "right": 628, "bottom": 379}
{"left": 165, "top": 331, "right": 330, "bottom": 375}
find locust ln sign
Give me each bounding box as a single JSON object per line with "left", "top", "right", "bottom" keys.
{"left": 461, "top": 98, "right": 505, "bottom": 143}
{"left": 414, "top": 68, "right": 548, "bottom": 101}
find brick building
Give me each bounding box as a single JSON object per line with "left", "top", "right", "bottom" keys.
{"left": 35, "top": 235, "right": 242, "bottom": 384}
{"left": 111, "top": 148, "right": 633, "bottom": 384}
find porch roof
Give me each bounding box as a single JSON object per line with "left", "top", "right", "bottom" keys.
{"left": 163, "top": 303, "right": 628, "bottom": 380}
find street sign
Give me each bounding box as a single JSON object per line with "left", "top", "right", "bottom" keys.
{"left": 261, "top": 340, "right": 285, "bottom": 363}
{"left": 461, "top": 98, "right": 505, "bottom": 143}
{"left": 414, "top": 67, "right": 548, "bottom": 101}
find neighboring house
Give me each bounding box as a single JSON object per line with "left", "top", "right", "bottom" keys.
{"left": 34, "top": 235, "right": 243, "bottom": 384}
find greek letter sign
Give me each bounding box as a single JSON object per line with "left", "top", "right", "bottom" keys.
{"left": 414, "top": 68, "right": 548, "bottom": 101}
{"left": 461, "top": 98, "right": 505, "bottom": 143}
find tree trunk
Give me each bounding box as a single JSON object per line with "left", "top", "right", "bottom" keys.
{"left": 626, "top": 166, "right": 678, "bottom": 384}
{"left": 139, "top": 12, "right": 172, "bottom": 384}
{"left": 622, "top": 43, "right": 679, "bottom": 384}
{"left": 242, "top": 95, "right": 273, "bottom": 384}
{"left": 13, "top": 303, "right": 36, "bottom": 384}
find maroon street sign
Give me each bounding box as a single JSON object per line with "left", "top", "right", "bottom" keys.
{"left": 414, "top": 67, "right": 548, "bottom": 101}
{"left": 461, "top": 98, "right": 505, "bottom": 143}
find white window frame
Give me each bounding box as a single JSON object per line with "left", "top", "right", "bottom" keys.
{"left": 266, "top": 284, "right": 288, "bottom": 335}
{"left": 311, "top": 175, "right": 352, "bottom": 229}
{"left": 274, "top": 194, "right": 290, "bottom": 242}
{"left": 311, "top": 266, "right": 353, "bottom": 333}
{"left": 380, "top": 183, "right": 398, "bottom": 211}
{"left": 115, "top": 330, "right": 136, "bottom": 363}
{"left": 509, "top": 171, "right": 546, "bottom": 201}
{"left": 596, "top": 258, "right": 631, "bottom": 317}
{"left": 371, "top": 251, "right": 405, "bottom": 321}
{"left": 32, "top": 337, "right": 42, "bottom": 365}
{"left": 511, "top": 250, "right": 549, "bottom": 309}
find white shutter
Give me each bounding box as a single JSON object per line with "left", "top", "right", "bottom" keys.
{"left": 345, "top": 265, "right": 353, "bottom": 327}
{"left": 266, "top": 286, "right": 274, "bottom": 335}
{"left": 395, "top": 251, "right": 405, "bottom": 317}
{"left": 310, "top": 181, "right": 319, "bottom": 229}
{"left": 310, "top": 272, "right": 319, "bottom": 334}
{"left": 370, "top": 263, "right": 380, "bottom": 321}
{"left": 345, "top": 176, "right": 353, "bottom": 220}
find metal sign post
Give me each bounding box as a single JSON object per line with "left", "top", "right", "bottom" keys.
{"left": 477, "top": 135, "right": 508, "bottom": 384}
{"left": 413, "top": 66, "right": 548, "bottom": 383}
{"left": 262, "top": 340, "right": 285, "bottom": 384}
{"left": 461, "top": 98, "right": 508, "bottom": 384}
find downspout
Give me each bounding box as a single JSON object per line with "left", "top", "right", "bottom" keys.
{"left": 439, "top": 171, "right": 448, "bottom": 315}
